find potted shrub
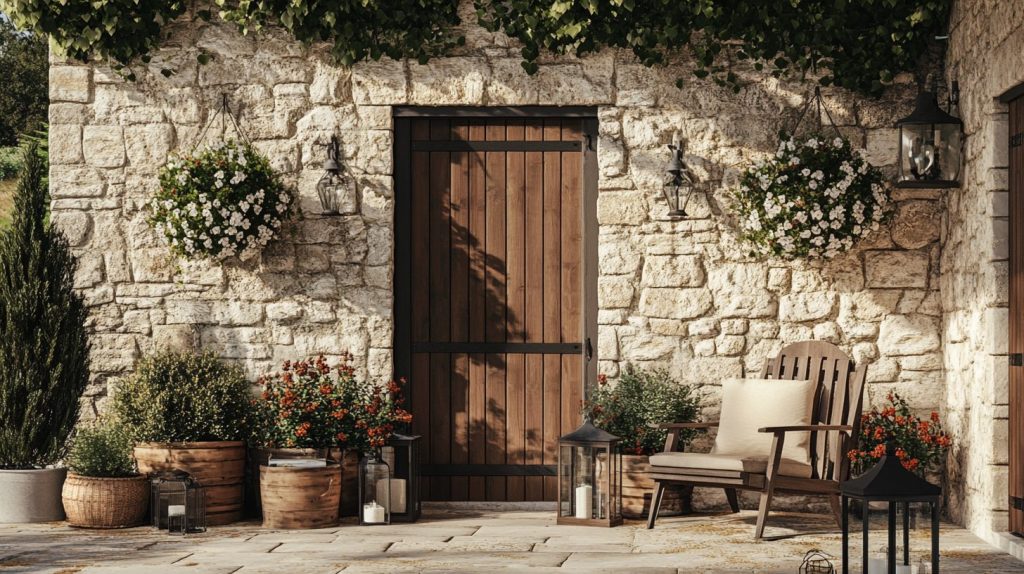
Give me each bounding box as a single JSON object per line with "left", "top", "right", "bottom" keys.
{"left": 62, "top": 420, "right": 148, "bottom": 528}
{"left": 112, "top": 350, "right": 255, "bottom": 525}
{"left": 0, "top": 143, "right": 91, "bottom": 523}
{"left": 583, "top": 366, "right": 704, "bottom": 519}
{"left": 254, "top": 355, "right": 362, "bottom": 529}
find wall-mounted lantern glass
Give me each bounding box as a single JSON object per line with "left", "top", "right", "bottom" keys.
{"left": 662, "top": 136, "right": 700, "bottom": 218}
{"left": 896, "top": 83, "right": 963, "bottom": 188}
{"left": 316, "top": 135, "right": 356, "bottom": 214}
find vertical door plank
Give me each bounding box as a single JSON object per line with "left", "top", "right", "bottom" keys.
{"left": 524, "top": 119, "right": 546, "bottom": 501}
{"left": 505, "top": 120, "right": 527, "bottom": 501}
{"left": 560, "top": 120, "right": 584, "bottom": 434}
{"left": 542, "top": 120, "right": 563, "bottom": 501}
{"left": 449, "top": 121, "right": 470, "bottom": 501}
{"left": 410, "top": 119, "right": 431, "bottom": 499}
{"left": 1011, "top": 96, "right": 1023, "bottom": 534}
{"left": 428, "top": 120, "right": 451, "bottom": 500}
{"left": 467, "top": 121, "right": 488, "bottom": 502}
{"left": 485, "top": 121, "right": 508, "bottom": 500}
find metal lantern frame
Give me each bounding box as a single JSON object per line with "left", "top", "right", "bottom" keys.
{"left": 358, "top": 450, "right": 392, "bottom": 526}
{"left": 895, "top": 83, "right": 963, "bottom": 189}
{"left": 150, "top": 471, "right": 207, "bottom": 535}
{"left": 316, "top": 135, "right": 354, "bottom": 214}
{"left": 840, "top": 443, "right": 941, "bottom": 574}
{"left": 557, "top": 420, "right": 623, "bottom": 527}
{"left": 662, "top": 140, "right": 697, "bottom": 218}
{"left": 380, "top": 433, "right": 422, "bottom": 523}
{"left": 799, "top": 549, "right": 836, "bottom": 574}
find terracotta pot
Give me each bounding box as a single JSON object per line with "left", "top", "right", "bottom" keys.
{"left": 134, "top": 441, "right": 245, "bottom": 526}
{"left": 0, "top": 467, "right": 67, "bottom": 523}
{"left": 62, "top": 474, "right": 149, "bottom": 528}
{"left": 260, "top": 462, "right": 341, "bottom": 529}
{"left": 622, "top": 454, "right": 692, "bottom": 519}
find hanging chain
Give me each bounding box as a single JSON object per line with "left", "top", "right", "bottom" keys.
{"left": 786, "top": 51, "right": 843, "bottom": 140}
{"left": 191, "top": 93, "right": 253, "bottom": 152}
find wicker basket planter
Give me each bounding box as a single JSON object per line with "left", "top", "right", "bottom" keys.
{"left": 61, "top": 474, "right": 148, "bottom": 528}
{"left": 622, "top": 454, "right": 692, "bottom": 519}
{"left": 259, "top": 462, "right": 342, "bottom": 529}
{"left": 134, "top": 441, "right": 245, "bottom": 526}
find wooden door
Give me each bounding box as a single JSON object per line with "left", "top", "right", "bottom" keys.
{"left": 1010, "top": 94, "right": 1024, "bottom": 535}
{"left": 393, "top": 110, "right": 598, "bottom": 502}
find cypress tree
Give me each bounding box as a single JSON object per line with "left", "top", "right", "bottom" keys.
{"left": 0, "top": 142, "right": 90, "bottom": 469}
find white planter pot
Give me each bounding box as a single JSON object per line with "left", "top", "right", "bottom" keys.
{"left": 0, "top": 467, "right": 67, "bottom": 523}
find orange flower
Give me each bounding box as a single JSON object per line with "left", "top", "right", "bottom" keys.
{"left": 930, "top": 411, "right": 940, "bottom": 422}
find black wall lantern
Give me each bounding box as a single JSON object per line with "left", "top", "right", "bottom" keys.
{"left": 841, "top": 443, "right": 941, "bottom": 574}
{"left": 316, "top": 135, "right": 356, "bottom": 215}
{"left": 896, "top": 82, "right": 963, "bottom": 188}
{"left": 662, "top": 135, "right": 698, "bottom": 218}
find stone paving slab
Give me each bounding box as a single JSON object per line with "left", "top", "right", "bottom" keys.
{"left": 0, "top": 509, "right": 1021, "bottom": 573}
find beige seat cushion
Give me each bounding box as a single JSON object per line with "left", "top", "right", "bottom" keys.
{"left": 649, "top": 451, "right": 813, "bottom": 478}
{"left": 710, "top": 377, "right": 816, "bottom": 467}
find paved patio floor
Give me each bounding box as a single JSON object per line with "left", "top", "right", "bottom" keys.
{"left": 1, "top": 509, "right": 1022, "bottom": 573}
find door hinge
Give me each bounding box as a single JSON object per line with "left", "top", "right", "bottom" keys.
{"left": 584, "top": 134, "right": 595, "bottom": 152}
{"left": 1011, "top": 133, "right": 1024, "bottom": 148}
{"left": 1010, "top": 353, "right": 1023, "bottom": 367}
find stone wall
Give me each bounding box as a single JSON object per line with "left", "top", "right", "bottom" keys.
{"left": 54, "top": 3, "right": 945, "bottom": 510}
{"left": 943, "top": 0, "right": 1024, "bottom": 545}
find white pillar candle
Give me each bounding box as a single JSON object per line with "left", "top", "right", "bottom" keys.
{"left": 575, "top": 484, "right": 592, "bottom": 519}
{"left": 867, "top": 557, "right": 887, "bottom": 574}
{"left": 363, "top": 501, "right": 386, "bottom": 524}
{"left": 896, "top": 565, "right": 913, "bottom": 574}
{"left": 376, "top": 478, "right": 407, "bottom": 513}
{"left": 167, "top": 505, "right": 186, "bottom": 517}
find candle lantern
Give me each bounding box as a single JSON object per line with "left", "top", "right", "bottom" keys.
{"left": 895, "top": 83, "right": 963, "bottom": 188}
{"left": 316, "top": 135, "right": 357, "bottom": 215}
{"left": 380, "top": 433, "right": 421, "bottom": 523}
{"left": 150, "top": 471, "right": 206, "bottom": 535}
{"left": 557, "top": 419, "right": 622, "bottom": 527}
{"left": 841, "top": 443, "right": 941, "bottom": 574}
{"left": 358, "top": 452, "right": 391, "bottom": 525}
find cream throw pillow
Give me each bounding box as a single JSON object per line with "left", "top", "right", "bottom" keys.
{"left": 710, "top": 377, "right": 816, "bottom": 465}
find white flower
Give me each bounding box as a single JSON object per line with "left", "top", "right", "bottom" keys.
{"left": 212, "top": 226, "right": 222, "bottom": 235}
{"left": 254, "top": 205, "right": 263, "bottom": 215}
{"left": 833, "top": 137, "right": 844, "bottom": 148}
{"left": 808, "top": 180, "right": 818, "bottom": 189}
{"left": 801, "top": 168, "right": 811, "bottom": 177}
{"left": 214, "top": 170, "right": 225, "bottom": 180}
{"left": 789, "top": 156, "right": 800, "bottom": 166}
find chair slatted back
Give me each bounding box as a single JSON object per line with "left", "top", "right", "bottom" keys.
{"left": 759, "top": 341, "right": 867, "bottom": 481}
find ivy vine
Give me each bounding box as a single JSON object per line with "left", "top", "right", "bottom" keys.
{"left": 0, "top": 0, "right": 951, "bottom": 95}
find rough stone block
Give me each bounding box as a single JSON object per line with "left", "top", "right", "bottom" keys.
{"left": 53, "top": 211, "right": 92, "bottom": 247}
{"left": 779, "top": 292, "right": 837, "bottom": 322}
{"left": 865, "top": 251, "right": 929, "bottom": 288}
{"left": 267, "top": 301, "right": 303, "bottom": 323}
{"left": 642, "top": 255, "right": 704, "bottom": 288}
{"left": 351, "top": 60, "right": 407, "bottom": 104}
{"left": 125, "top": 124, "right": 175, "bottom": 167}
{"left": 49, "top": 124, "right": 84, "bottom": 165}
{"left": 877, "top": 314, "right": 940, "bottom": 356}
{"left": 638, "top": 288, "right": 712, "bottom": 319}
{"left": 598, "top": 276, "right": 635, "bottom": 308}
{"left": 83, "top": 126, "right": 126, "bottom": 168}
{"left": 50, "top": 66, "right": 92, "bottom": 103}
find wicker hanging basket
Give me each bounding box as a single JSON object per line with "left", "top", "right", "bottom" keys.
{"left": 61, "top": 474, "right": 149, "bottom": 528}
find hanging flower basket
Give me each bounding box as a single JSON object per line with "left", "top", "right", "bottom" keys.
{"left": 731, "top": 134, "right": 891, "bottom": 260}
{"left": 148, "top": 140, "right": 294, "bottom": 260}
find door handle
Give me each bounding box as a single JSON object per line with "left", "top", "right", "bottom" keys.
{"left": 1011, "top": 353, "right": 1023, "bottom": 367}
{"left": 585, "top": 338, "right": 593, "bottom": 361}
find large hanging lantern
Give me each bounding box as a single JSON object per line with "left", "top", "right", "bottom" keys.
{"left": 896, "top": 84, "right": 963, "bottom": 188}
{"left": 840, "top": 443, "right": 941, "bottom": 574}
{"left": 662, "top": 137, "right": 698, "bottom": 218}
{"left": 316, "top": 135, "right": 357, "bottom": 215}
{"left": 557, "top": 419, "right": 622, "bottom": 527}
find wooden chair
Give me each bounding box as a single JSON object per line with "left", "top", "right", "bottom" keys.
{"left": 646, "top": 341, "right": 868, "bottom": 540}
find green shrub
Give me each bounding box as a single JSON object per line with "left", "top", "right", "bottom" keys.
{"left": 583, "top": 365, "right": 704, "bottom": 456}
{"left": 112, "top": 350, "right": 256, "bottom": 443}
{"left": 67, "top": 421, "right": 136, "bottom": 477}
{"left": 0, "top": 143, "right": 91, "bottom": 469}
{"left": 0, "top": 147, "right": 19, "bottom": 180}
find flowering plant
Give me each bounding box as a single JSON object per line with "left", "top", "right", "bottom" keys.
{"left": 256, "top": 355, "right": 362, "bottom": 449}
{"left": 848, "top": 392, "right": 951, "bottom": 476}
{"left": 148, "top": 140, "right": 293, "bottom": 260}
{"left": 256, "top": 354, "right": 413, "bottom": 453}
{"left": 732, "top": 134, "right": 891, "bottom": 260}
{"left": 582, "top": 366, "right": 704, "bottom": 456}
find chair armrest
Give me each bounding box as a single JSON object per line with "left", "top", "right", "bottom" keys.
{"left": 757, "top": 424, "right": 853, "bottom": 434}
{"left": 658, "top": 422, "right": 720, "bottom": 430}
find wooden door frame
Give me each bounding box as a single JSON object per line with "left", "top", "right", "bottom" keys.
{"left": 391, "top": 106, "right": 600, "bottom": 445}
